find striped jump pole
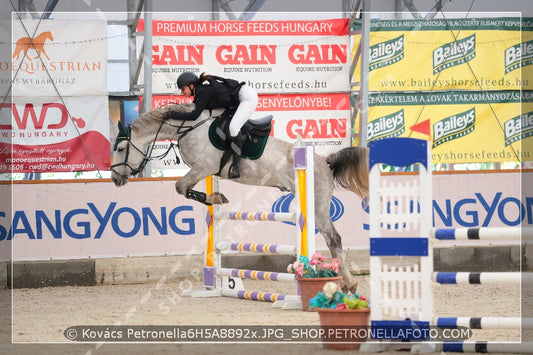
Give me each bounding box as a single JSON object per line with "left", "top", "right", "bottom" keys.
{"left": 441, "top": 342, "right": 533, "bottom": 353}
{"left": 432, "top": 272, "right": 528, "bottom": 285}
{"left": 216, "top": 242, "right": 296, "bottom": 254}
{"left": 435, "top": 317, "right": 533, "bottom": 330}
{"left": 217, "top": 268, "right": 296, "bottom": 282}
{"left": 221, "top": 289, "right": 301, "bottom": 303}
{"left": 214, "top": 211, "right": 296, "bottom": 223}
{"left": 432, "top": 227, "right": 533, "bottom": 241}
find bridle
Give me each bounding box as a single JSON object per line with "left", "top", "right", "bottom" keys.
{"left": 111, "top": 117, "right": 210, "bottom": 178}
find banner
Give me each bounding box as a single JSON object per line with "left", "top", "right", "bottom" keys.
{"left": 139, "top": 19, "right": 350, "bottom": 94}
{"left": 4, "top": 19, "right": 110, "bottom": 173}
{"left": 0, "top": 96, "right": 110, "bottom": 172}
{"left": 148, "top": 93, "right": 351, "bottom": 160}
{"left": 1, "top": 170, "right": 530, "bottom": 261}
{"left": 365, "top": 90, "right": 533, "bottom": 164}
{"left": 257, "top": 93, "right": 351, "bottom": 156}
{"left": 11, "top": 20, "right": 108, "bottom": 97}
{"left": 352, "top": 17, "right": 532, "bottom": 92}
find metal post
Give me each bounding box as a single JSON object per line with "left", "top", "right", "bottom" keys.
{"left": 359, "top": 0, "right": 370, "bottom": 147}
{"left": 143, "top": 0, "right": 152, "bottom": 113}
{"left": 141, "top": 0, "right": 153, "bottom": 177}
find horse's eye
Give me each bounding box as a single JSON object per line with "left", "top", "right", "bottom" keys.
{"left": 117, "top": 147, "right": 124, "bottom": 152}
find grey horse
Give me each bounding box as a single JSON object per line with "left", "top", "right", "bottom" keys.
{"left": 110, "top": 103, "right": 368, "bottom": 292}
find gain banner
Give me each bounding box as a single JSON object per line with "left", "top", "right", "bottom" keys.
{"left": 365, "top": 90, "right": 532, "bottom": 164}
{"left": 147, "top": 93, "right": 351, "bottom": 160}
{"left": 139, "top": 19, "right": 350, "bottom": 94}
{"left": 352, "top": 17, "right": 532, "bottom": 92}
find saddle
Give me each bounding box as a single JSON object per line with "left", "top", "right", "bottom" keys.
{"left": 208, "top": 110, "right": 272, "bottom": 160}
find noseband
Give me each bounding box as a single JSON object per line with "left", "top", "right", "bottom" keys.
{"left": 110, "top": 123, "right": 153, "bottom": 177}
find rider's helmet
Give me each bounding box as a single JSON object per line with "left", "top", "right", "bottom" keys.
{"left": 177, "top": 72, "right": 198, "bottom": 89}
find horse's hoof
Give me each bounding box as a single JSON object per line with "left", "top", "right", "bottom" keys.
{"left": 342, "top": 280, "right": 358, "bottom": 294}
{"left": 210, "top": 192, "right": 229, "bottom": 205}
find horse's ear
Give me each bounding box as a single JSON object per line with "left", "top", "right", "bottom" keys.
{"left": 114, "top": 121, "right": 128, "bottom": 151}
{"left": 118, "top": 121, "right": 127, "bottom": 137}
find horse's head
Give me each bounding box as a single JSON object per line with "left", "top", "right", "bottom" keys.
{"left": 41, "top": 31, "right": 53, "bottom": 41}
{"left": 110, "top": 103, "right": 205, "bottom": 186}
{"left": 110, "top": 121, "right": 147, "bottom": 186}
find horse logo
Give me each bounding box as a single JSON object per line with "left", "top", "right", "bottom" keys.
{"left": 12, "top": 31, "right": 54, "bottom": 61}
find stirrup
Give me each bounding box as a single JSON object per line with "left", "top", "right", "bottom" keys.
{"left": 228, "top": 163, "right": 240, "bottom": 179}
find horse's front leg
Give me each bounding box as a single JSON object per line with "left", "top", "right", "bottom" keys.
{"left": 175, "top": 167, "right": 229, "bottom": 205}
{"left": 317, "top": 218, "right": 358, "bottom": 293}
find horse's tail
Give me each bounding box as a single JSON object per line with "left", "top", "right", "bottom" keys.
{"left": 326, "top": 146, "right": 369, "bottom": 200}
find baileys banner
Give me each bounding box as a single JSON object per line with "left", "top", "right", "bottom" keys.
{"left": 363, "top": 90, "right": 532, "bottom": 164}
{"left": 352, "top": 17, "right": 532, "bottom": 92}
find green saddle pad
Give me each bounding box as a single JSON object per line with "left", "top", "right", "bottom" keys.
{"left": 208, "top": 116, "right": 269, "bottom": 160}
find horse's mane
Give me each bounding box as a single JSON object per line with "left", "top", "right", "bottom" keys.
{"left": 128, "top": 103, "right": 195, "bottom": 134}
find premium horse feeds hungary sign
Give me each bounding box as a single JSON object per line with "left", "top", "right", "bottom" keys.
{"left": 138, "top": 18, "right": 351, "bottom": 94}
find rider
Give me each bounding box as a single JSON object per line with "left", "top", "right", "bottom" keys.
{"left": 163, "top": 71, "right": 259, "bottom": 179}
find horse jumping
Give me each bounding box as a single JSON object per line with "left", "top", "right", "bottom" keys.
{"left": 110, "top": 103, "right": 369, "bottom": 292}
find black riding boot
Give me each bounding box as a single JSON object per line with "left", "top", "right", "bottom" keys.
{"left": 228, "top": 132, "right": 244, "bottom": 179}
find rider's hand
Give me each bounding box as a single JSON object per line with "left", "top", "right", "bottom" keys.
{"left": 163, "top": 110, "right": 180, "bottom": 120}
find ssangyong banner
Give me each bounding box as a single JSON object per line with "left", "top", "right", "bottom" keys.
{"left": 0, "top": 96, "right": 110, "bottom": 172}
{"left": 1, "top": 171, "right": 530, "bottom": 261}
{"left": 352, "top": 17, "right": 531, "bottom": 92}
{"left": 139, "top": 19, "right": 350, "bottom": 94}
{"left": 11, "top": 19, "right": 108, "bottom": 97}
{"left": 366, "top": 90, "right": 533, "bottom": 164}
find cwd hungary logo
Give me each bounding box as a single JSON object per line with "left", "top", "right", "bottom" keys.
{"left": 504, "top": 111, "right": 533, "bottom": 146}
{"left": 432, "top": 107, "right": 475, "bottom": 148}
{"left": 367, "top": 109, "right": 405, "bottom": 142}
{"left": 369, "top": 34, "right": 404, "bottom": 71}
{"left": 504, "top": 39, "right": 533, "bottom": 74}
{"left": 433, "top": 33, "right": 476, "bottom": 75}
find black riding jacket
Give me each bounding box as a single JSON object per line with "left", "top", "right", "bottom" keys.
{"left": 167, "top": 82, "right": 238, "bottom": 121}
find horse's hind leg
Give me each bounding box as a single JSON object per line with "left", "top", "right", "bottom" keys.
{"left": 175, "top": 166, "right": 229, "bottom": 205}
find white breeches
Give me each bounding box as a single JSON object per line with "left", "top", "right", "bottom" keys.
{"left": 229, "top": 84, "right": 259, "bottom": 137}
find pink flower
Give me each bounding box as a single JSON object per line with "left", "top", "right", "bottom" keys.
{"left": 288, "top": 261, "right": 299, "bottom": 273}
{"left": 311, "top": 252, "right": 326, "bottom": 263}
{"left": 330, "top": 259, "right": 340, "bottom": 273}
{"left": 295, "top": 264, "right": 304, "bottom": 278}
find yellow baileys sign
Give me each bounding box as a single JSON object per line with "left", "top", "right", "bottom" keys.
{"left": 369, "top": 34, "right": 404, "bottom": 71}
{"left": 432, "top": 107, "right": 476, "bottom": 148}
{"left": 433, "top": 34, "right": 476, "bottom": 75}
